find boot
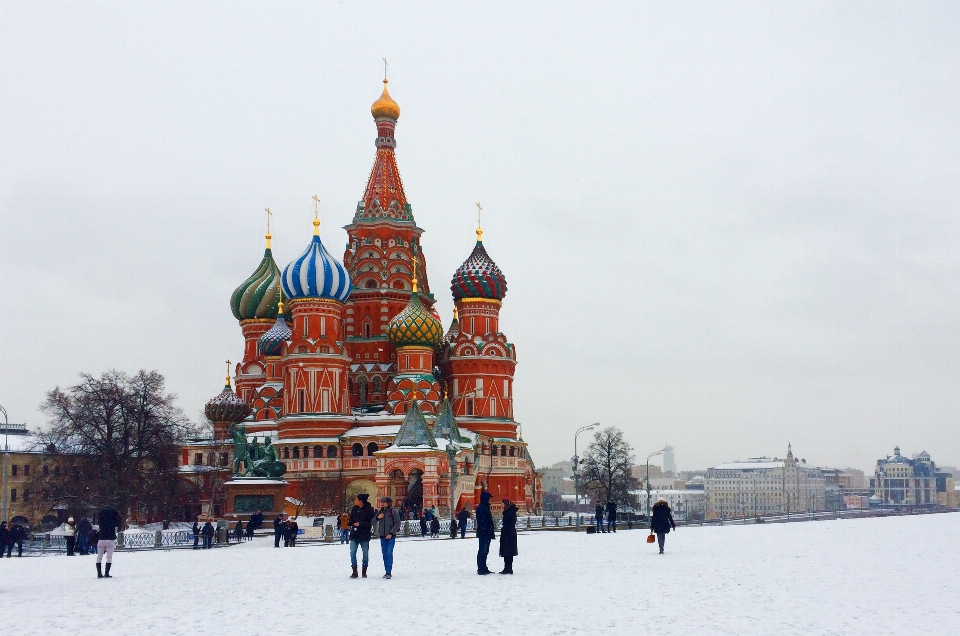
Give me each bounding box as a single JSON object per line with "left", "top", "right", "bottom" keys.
{"left": 104, "top": 563, "right": 112, "bottom": 578}
{"left": 350, "top": 566, "right": 358, "bottom": 579}
{"left": 361, "top": 566, "right": 368, "bottom": 578}
{"left": 96, "top": 563, "right": 103, "bottom": 579}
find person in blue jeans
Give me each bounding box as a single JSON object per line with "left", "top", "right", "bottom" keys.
{"left": 349, "top": 494, "right": 375, "bottom": 578}
{"left": 475, "top": 490, "right": 495, "bottom": 574}
{"left": 376, "top": 497, "right": 401, "bottom": 579}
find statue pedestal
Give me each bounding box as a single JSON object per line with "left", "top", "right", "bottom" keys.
{"left": 224, "top": 478, "right": 288, "bottom": 521}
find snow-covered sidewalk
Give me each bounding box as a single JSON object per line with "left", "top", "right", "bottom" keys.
{"left": 7, "top": 512, "right": 959, "bottom": 635}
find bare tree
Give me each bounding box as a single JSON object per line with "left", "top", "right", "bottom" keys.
{"left": 32, "top": 370, "right": 194, "bottom": 520}
{"left": 299, "top": 473, "right": 346, "bottom": 515}
{"left": 580, "top": 427, "right": 639, "bottom": 507}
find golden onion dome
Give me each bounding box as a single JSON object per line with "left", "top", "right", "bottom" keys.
{"left": 371, "top": 79, "right": 401, "bottom": 120}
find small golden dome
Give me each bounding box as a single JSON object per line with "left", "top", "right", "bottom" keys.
{"left": 371, "top": 79, "right": 400, "bottom": 120}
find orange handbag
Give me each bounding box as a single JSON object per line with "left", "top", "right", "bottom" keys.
{"left": 646, "top": 533, "right": 656, "bottom": 543}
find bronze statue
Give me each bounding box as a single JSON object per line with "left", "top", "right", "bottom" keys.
{"left": 229, "top": 425, "right": 286, "bottom": 479}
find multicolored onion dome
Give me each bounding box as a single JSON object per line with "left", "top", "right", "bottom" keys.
{"left": 281, "top": 230, "right": 352, "bottom": 303}
{"left": 258, "top": 311, "right": 292, "bottom": 357}
{"left": 231, "top": 247, "right": 283, "bottom": 321}
{"left": 204, "top": 381, "right": 251, "bottom": 424}
{"left": 371, "top": 79, "right": 400, "bottom": 120}
{"left": 450, "top": 240, "right": 507, "bottom": 301}
{"left": 387, "top": 290, "right": 444, "bottom": 348}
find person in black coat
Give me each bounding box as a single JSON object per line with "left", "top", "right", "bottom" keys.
{"left": 201, "top": 520, "right": 215, "bottom": 549}
{"left": 273, "top": 514, "right": 283, "bottom": 548}
{"left": 192, "top": 520, "right": 201, "bottom": 549}
{"left": 456, "top": 507, "right": 469, "bottom": 539}
{"left": 475, "top": 490, "right": 496, "bottom": 575}
{"left": 77, "top": 517, "right": 93, "bottom": 555}
{"left": 498, "top": 498, "right": 518, "bottom": 574}
{"left": 650, "top": 499, "right": 676, "bottom": 554}
{"left": 606, "top": 500, "right": 618, "bottom": 533}
{"left": 594, "top": 502, "right": 605, "bottom": 533}
{"left": 429, "top": 515, "right": 440, "bottom": 538}
{"left": 348, "top": 493, "right": 376, "bottom": 578}
{"left": 96, "top": 507, "right": 122, "bottom": 577}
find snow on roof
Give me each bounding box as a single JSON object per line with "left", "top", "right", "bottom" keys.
{"left": 343, "top": 425, "right": 402, "bottom": 437}
{"left": 378, "top": 444, "right": 447, "bottom": 454}
{"left": 178, "top": 465, "right": 220, "bottom": 473}
{"left": 224, "top": 479, "right": 288, "bottom": 485}
{"left": 712, "top": 460, "right": 785, "bottom": 470}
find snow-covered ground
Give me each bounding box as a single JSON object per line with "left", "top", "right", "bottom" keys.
{"left": 7, "top": 512, "right": 959, "bottom": 635}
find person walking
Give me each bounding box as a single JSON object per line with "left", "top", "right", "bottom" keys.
{"left": 96, "top": 507, "right": 122, "bottom": 578}
{"left": 234, "top": 520, "right": 244, "bottom": 543}
{"left": 64, "top": 517, "right": 77, "bottom": 556}
{"left": 9, "top": 522, "right": 25, "bottom": 557}
{"left": 499, "top": 498, "right": 518, "bottom": 574}
{"left": 429, "top": 515, "right": 440, "bottom": 538}
{"left": 457, "top": 507, "right": 469, "bottom": 539}
{"left": 475, "top": 490, "right": 495, "bottom": 575}
{"left": 0, "top": 522, "right": 8, "bottom": 558}
{"left": 288, "top": 518, "right": 299, "bottom": 547}
{"left": 348, "top": 493, "right": 375, "bottom": 578}
{"left": 594, "top": 502, "right": 605, "bottom": 533}
{"left": 192, "top": 520, "right": 201, "bottom": 549}
{"left": 273, "top": 514, "right": 283, "bottom": 548}
{"left": 376, "top": 497, "right": 401, "bottom": 579}
{"left": 77, "top": 517, "right": 92, "bottom": 555}
{"left": 246, "top": 519, "right": 255, "bottom": 540}
{"left": 201, "top": 520, "right": 215, "bottom": 549}
{"left": 606, "top": 500, "right": 618, "bottom": 533}
{"left": 418, "top": 509, "right": 428, "bottom": 537}
{"left": 650, "top": 499, "right": 676, "bottom": 554}
{"left": 338, "top": 510, "right": 351, "bottom": 544}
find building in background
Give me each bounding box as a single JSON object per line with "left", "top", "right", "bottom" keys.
{"left": 871, "top": 447, "right": 956, "bottom": 508}
{"left": 0, "top": 425, "right": 59, "bottom": 527}
{"left": 704, "top": 444, "right": 826, "bottom": 519}
{"left": 639, "top": 488, "right": 704, "bottom": 521}
{"left": 662, "top": 445, "right": 676, "bottom": 477}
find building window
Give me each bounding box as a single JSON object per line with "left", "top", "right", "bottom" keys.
{"left": 327, "top": 445, "right": 338, "bottom": 458}
{"left": 293, "top": 447, "right": 300, "bottom": 459}
{"left": 220, "top": 453, "right": 229, "bottom": 467}
{"left": 367, "top": 442, "right": 379, "bottom": 456}
{"left": 352, "top": 443, "right": 364, "bottom": 457}
{"left": 284, "top": 447, "right": 290, "bottom": 459}
{"left": 298, "top": 391, "right": 305, "bottom": 413}
{"left": 364, "top": 323, "right": 372, "bottom": 338}
{"left": 42, "top": 465, "right": 49, "bottom": 476}
{"left": 509, "top": 447, "right": 515, "bottom": 457}
{"left": 303, "top": 446, "right": 309, "bottom": 458}
{"left": 313, "top": 445, "right": 322, "bottom": 458}
{"left": 466, "top": 400, "right": 473, "bottom": 416}
{"left": 194, "top": 453, "right": 203, "bottom": 466}
{"left": 500, "top": 445, "right": 507, "bottom": 456}
{"left": 11, "top": 465, "right": 17, "bottom": 477}
{"left": 372, "top": 376, "right": 383, "bottom": 394}
{"left": 10, "top": 489, "right": 15, "bottom": 502}
{"left": 491, "top": 445, "right": 497, "bottom": 457}
{"left": 23, "top": 465, "right": 29, "bottom": 476}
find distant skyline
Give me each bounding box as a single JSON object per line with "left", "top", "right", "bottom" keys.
{"left": 3, "top": 2, "right": 960, "bottom": 473}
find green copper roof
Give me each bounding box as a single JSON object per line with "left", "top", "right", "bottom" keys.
{"left": 434, "top": 397, "right": 467, "bottom": 443}
{"left": 231, "top": 247, "right": 283, "bottom": 321}
{"left": 394, "top": 401, "right": 437, "bottom": 448}
{"left": 386, "top": 291, "right": 444, "bottom": 348}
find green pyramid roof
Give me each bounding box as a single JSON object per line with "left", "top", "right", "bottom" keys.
{"left": 434, "top": 397, "right": 467, "bottom": 443}
{"left": 394, "top": 401, "right": 437, "bottom": 448}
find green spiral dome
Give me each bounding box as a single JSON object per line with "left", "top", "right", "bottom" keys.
{"left": 231, "top": 247, "right": 283, "bottom": 321}
{"left": 387, "top": 291, "right": 444, "bottom": 348}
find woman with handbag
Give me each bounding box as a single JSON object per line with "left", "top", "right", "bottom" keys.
{"left": 650, "top": 499, "right": 676, "bottom": 554}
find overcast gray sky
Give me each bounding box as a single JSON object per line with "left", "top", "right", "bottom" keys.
{"left": 2, "top": 1, "right": 960, "bottom": 473}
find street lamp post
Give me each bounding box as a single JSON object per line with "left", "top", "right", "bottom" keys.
{"left": 646, "top": 449, "right": 663, "bottom": 519}
{"left": 0, "top": 405, "right": 9, "bottom": 523}
{"left": 446, "top": 440, "right": 459, "bottom": 537}
{"left": 573, "top": 423, "right": 599, "bottom": 532}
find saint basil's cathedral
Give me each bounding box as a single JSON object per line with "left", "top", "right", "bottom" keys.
{"left": 185, "top": 79, "right": 543, "bottom": 518}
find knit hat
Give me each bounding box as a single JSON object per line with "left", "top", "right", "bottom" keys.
{"left": 357, "top": 493, "right": 369, "bottom": 503}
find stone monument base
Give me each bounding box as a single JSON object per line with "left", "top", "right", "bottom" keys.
{"left": 224, "top": 478, "right": 288, "bottom": 521}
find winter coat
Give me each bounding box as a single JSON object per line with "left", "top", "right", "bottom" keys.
{"left": 429, "top": 517, "right": 440, "bottom": 535}
{"left": 338, "top": 513, "right": 351, "bottom": 531}
{"left": 457, "top": 508, "right": 469, "bottom": 526}
{"left": 273, "top": 516, "right": 283, "bottom": 532}
{"left": 349, "top": 502, "right": 375, "bottom": 542}
{"left": 77, "top": 518, "right": 92, "bottom": 536}
{"left": 499, "top": 503, "right": 519, "bottom": 557}
{"left": 89, "top": 530, "right": 100, "bottom": 545}
{"left": 97, "top": 508, "right": 122, "bottom": 541}
{"left": 475, "top": 492, "right": 496, "bottom": 540}
{"left": 594, "top": 504, "right": 605, "bottom": 519}
{"left": 650, "top": 501, "right": 676, "bottom": 534}
{"left": 606, "top": 501, "right": 617, "bottom": 519}
{"left": 0, "top": 524, "right": 8, "bottom": 545}
{"left": 376, "top": 506, "right": 401, "bottom": 538}
{"left": 63, "top": 522, "right": 76, "bottom": 537}
{"left": 201, "top": 522, "right": 215, "bottom": 538}
{"left": 192, "top": 523, "right": 201, "bottom": 537}
{"left": 289, "top": 521, "right": 299, "bottom": 538}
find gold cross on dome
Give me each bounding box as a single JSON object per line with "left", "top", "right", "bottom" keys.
{"left": 312, "top": 195, "right": 321, "bottom": 219}
{"left": 225, "top": 360, "right": 231, "bottom": 385}
{"left": 383, "top": 57, "right": 388, "bottom": 80}
{"left": 475, "top": 202, "right": 483, "bottom": 241}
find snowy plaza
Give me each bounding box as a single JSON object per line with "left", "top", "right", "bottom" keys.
{"left": 8, "top": 512, "right": 959, "bottom": 635}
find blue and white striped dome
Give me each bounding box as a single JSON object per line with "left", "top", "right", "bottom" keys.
{"left": 281, "top": 234, "right": 352, "bottom": 303}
